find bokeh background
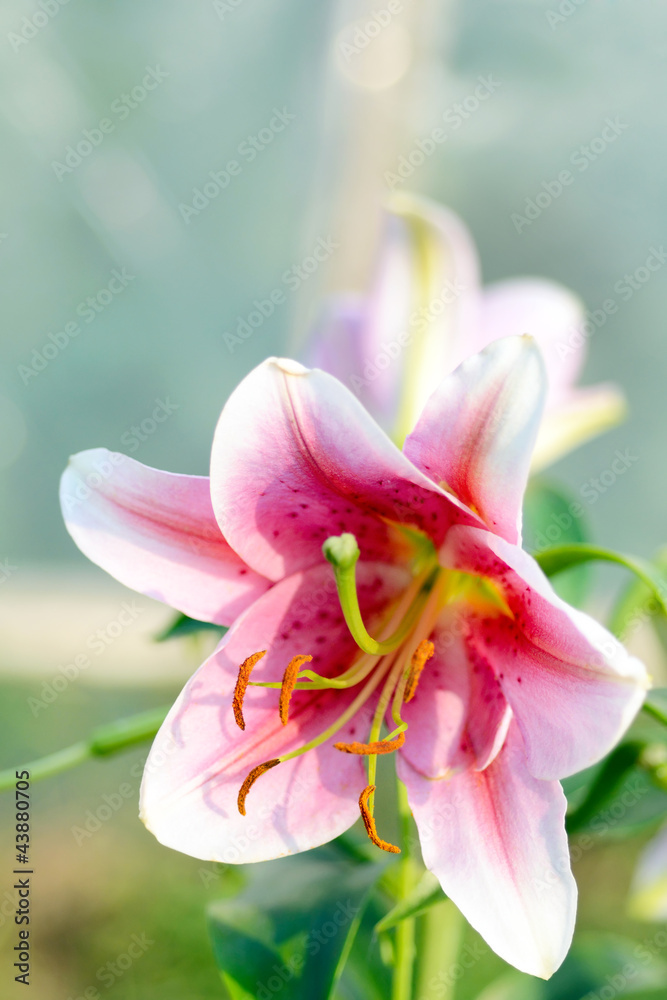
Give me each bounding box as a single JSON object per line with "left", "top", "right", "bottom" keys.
{"left": 1, "top": 0, "right": 667, "bottom": 997}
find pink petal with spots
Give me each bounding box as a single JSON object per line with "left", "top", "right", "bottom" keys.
{"left": 140, "top": 561, "right": 410, "bottom": 862}
{"left": 60, "top": 449, "right": 270, "bottom": 626}
{"left": 405, "top": 336, "right": 546, "bottom": 545}
{"left": 400, "top": 723, "right": 576, "bottom": 979}
{"left": 210, "top": 358, "right": 479, "bottom": 582}
{"left": 442, "top": 525, "right": 649, "bottom": 779}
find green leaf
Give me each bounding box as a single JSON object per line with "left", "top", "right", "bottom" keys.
{"left": 565, "top": 741, "right": 646, "bottom": 834}
{"left": 475, "top": 971, "right": 543, "bottom": 1000}
{"left": 211, "top": 904, "right": 283, "bottom": 999}
{"left": 523, "top": 480, "right": 591, "bottom": 606}
{"left": 477, "top": 932, "right": 667, "bottom": 1000}
{"left": 374, "top": 870, "right": 445, "bottom": 933}
{"left": 546, "top": 932, "right": 667, "bottom": 999}
{"left": 619, "top": 993, "right": 667, "bottom": 1000}
{"left": 339, "top": 885, "right": 393, "bottom": 1000}
{"left": 208, "top": 851, "right": 385, "bottom": 1000}
{"left": 155, "top": 611, "right": 228, "bottom": 642}
{"left": 571, "top": 772, "right": 667, "bottom": 841}
{"left": 644, "top": 688, "right": 667, "bottom": 728}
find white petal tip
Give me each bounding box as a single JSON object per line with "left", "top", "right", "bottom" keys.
{"left": 268, "top": 357, "right": 309, "bottom": 376}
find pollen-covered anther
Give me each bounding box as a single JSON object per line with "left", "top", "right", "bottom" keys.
{"left": 232, "top": 650, "right": 267, "bottom": 730}
{"left": 334, "top": 732, "right": 405, "bottom": 755}
{"left": 358, "top": 785, "right": 400, "bottom": 854}
{"left": 404, "top": 639, "right": 435, "bottom": 703}
{"left": 237, "top": 758, "right": 280, "bottom": 816}
{"left": 279, "top": 654, "right": 313, "bottom": 725}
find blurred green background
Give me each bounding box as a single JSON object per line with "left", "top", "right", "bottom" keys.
{"left": 2, "top": 0, "right": 667, "bottom": 997}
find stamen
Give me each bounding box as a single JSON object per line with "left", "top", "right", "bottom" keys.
{"left": 279, "top": 654, "right": 312, "bottom": 725}
{"left": 233, "top": 650, "right": 267, "bottom": 730}
{"left": 293, "top": 650, "right": 377, "bottom": 690}
{"left": 404, "top": 639, "right": 435, "bottom": 703}
{"left": 334, "top": 732, "right": 405, "bottom": 755}
{"left": 237, "top": 758, "right": 280, "bottom": 815}
{"left": 323, "top": 533, "right": 434, "bottom": 656}
{"left": 391, "top": 578, "right": 447, "bottom": 729}
{"left": 366, "top": 649, "right": 412, "bottom": 800}
{"left": 236, "top": 657, "right": 397, "bottom": 819}
{"left": 358, "top": 785, "right": 400, "bottom": 854}
{"left": 278, "top": 653, "right": 399, "bottom": 766}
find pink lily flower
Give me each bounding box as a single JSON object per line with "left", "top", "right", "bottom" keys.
{"left": 306, "top": 193, "right": 626, "bottom": 465}
{"left": 60, "top": 336, "right": 647, "bottom": 978}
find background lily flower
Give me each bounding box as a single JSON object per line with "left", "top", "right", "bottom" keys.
{"left": 305, "top": 193, "right": 627, "bottom": 468}
{"left": 60, "top": 337, "right": 647, "bottom": 980}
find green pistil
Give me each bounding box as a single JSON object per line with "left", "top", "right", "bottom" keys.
{"left": 323, "top": 534, "right": 436, "bottom": 656}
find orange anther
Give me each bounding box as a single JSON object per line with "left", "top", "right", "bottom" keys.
{"left": 334, "top": 732, "right": 405, "bottom": 755}
{"left": 232, "top": 650, "right": 267, "bottom": 730}
{"left": 237, "top": 759, "right": 280, "bottom": 816}
{"left": 358, "top": 785, "right": 400, "bottom": 854}
{"left": 404, "top": 639, "right": 435, "bottom": 703}
{"left": 279, "top": 654, "right": 313, "bottom": 725}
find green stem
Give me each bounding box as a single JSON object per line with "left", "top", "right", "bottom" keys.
{"left": 643, "top": 700, "right": 667, "bottom": 728}
{"left": 535, "top": 544, "right": 667, "bottom": 617}
{"left": 392, "top": 778, "right": 417, "bottom": 1000}
{"left": 5, "top": 741, "right": 91, "bottom": 786}
{"left": 0, "top": 705, "right": 169, "bottom": 791}
{"left": 415, "top": 900, "right": 464, "bottom": 1000}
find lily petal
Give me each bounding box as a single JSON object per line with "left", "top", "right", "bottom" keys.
{"left": 443, "top": 525, "right": 649, "bottom": 779}
{"left": 399, "top": 723, "right": 576, "bottom": 979}
{"left": 60, "top": 449, "right": 269, "bottom": 626}
{"left": 381, "top": 194, "right": 481, "bottom": 440}
{"left": 532, "top": 384, "right": 628, "bottom": 473}
{"left": 302, "top": 295, "right": 368, "bottom": 398}
{"left": 404, "top": 336, "right": 547, "bottom": 545}
{"left": 399, "top": 606, "right": 511, "bottom": 778}
{"left": 210, "top": 358, "right": 478, "bottom": 582}
{"left": 305, "top": 199, "right": 625, "bottom": 469}
{"left": 478, "top": 278, "right": 587, "bottom": 404}
{"left": 140, "top": 561, "right": 409, "bottom": 862}
{"left": 304, "top": 194, "right": 480, "bottom": 439}
{"left": 474, "top": 280, "right": 628, "bottom": 468}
